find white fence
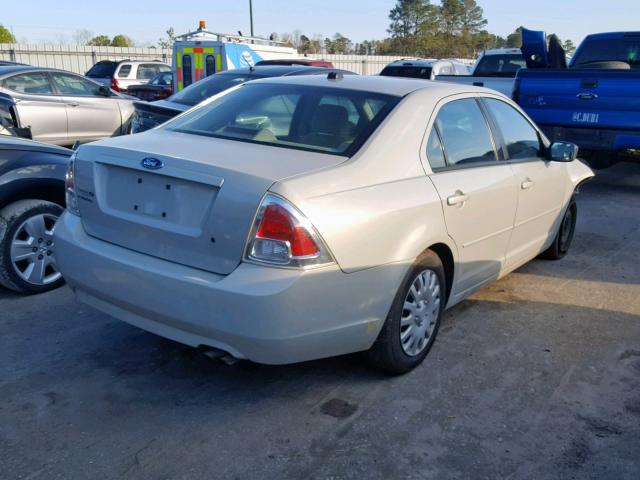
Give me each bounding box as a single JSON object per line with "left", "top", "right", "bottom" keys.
{"left": 0, "top": 44, "right": 173, "bottom": 75}
{"left": 0, "top": 44, "right": 473, "bottom": 75}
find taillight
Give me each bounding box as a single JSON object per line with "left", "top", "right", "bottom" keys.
{"left": 65, "top": 154, "right": 80, "bottom": 215}
{"left": 111, "top": 78, "right": 121, "bottom": 92}
{"left": 245, "top": 194, "right": 334, "bottom": 268}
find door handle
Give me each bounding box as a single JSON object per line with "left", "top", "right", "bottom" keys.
{"left": 67, "top": 102, "right": 80, "bottom": 107}
{"left": 447, "top": 191, "right": 469, "bottom": 206}
{"left": 576, "top": 93, "right": 598, "bottom": 100}
{"left": 521, "top": 179, "right": 535, "bottom": 190}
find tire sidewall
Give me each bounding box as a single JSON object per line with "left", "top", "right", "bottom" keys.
{"left": 378, "top": 251, "right": 446, "bottom": 373}
{"left": 0, "top": 201, "right": 64, "bottom": 293}
{"left": 557, "top": 200, "right": 577, "bottom": 256}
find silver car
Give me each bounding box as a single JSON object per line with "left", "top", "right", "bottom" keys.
{"left": 54, "top": 75, "right": 593, "bottom": 373}
{"left": 0, "top": 66, "right": 135, "bottom": 146}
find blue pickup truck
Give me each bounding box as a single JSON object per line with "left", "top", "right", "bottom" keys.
{"left": 514, "top": 32, "right": 640, "bottom": 168}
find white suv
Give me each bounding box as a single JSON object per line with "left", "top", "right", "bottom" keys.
{"left": 380, "top": 58, "right": 471, "bottom": 80}
{"left": 86, "top": 60, "right": 171, "bottom": 93}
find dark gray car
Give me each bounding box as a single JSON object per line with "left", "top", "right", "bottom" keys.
{"left": 131, "top": 65, "right": 355, "bottom": 133}
{"left": 0, "top": 66, "right": 135, "bottom": 146}
{"left": 0, "top": 137, "right": 72, "bottom": 293}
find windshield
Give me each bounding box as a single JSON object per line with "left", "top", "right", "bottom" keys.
{"left": 571, "top": 38, "right": 640, "bottom": 68}
{"left": 168, "top": 73, "right": 261, "bottom": 106}
{"left": 165, "top": 83, "right": 400, "bottom": 156}
{"left": 380, "top": 66, "right": 433, "bottom": 79}
{"left": 474, "top": 54, "right": 526, "bottom": 77}
{"left": 86, "top": 62, "right": 117, "bottom": 78}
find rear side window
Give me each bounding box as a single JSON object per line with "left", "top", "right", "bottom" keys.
{"left": 3, "top": 72, "right": 54, "bottom": 95}
{"left": 483, "top": 98, "right": 542, "bottom": 160}
{"left": 166, "top": 83, "right": 400, "bottom": 156}
{"left": 474, "top": 55, "right": 526, "bottom": 77}
{"left": 380, "top": 66, "right": 433, "bottom": 79}
{"left": 182, "top": 56, "right": 192, "bottom": 87}
{"left": 137, "top": 64, "right": 158, "bottom": 80}
{"left": 86, "top": 61, "right": 117, "bottom": 78}
{"left": 434, "top": 99, "right": 497, "bottom": 167}
{"left": 426, "top": 128, "right": 446, "bottom": 169}
{"left": 117, "top": 64, "right": 132, "bottom": 78}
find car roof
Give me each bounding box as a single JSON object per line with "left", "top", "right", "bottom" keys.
{"left": 481, "top": 48, "right": 523, "bottom": 56}
{"left": 583, "top": 31, "right": 640, "bottom": 40}
{"left": 0, "top": 136, "right": 72, "bottom": 155}
{"left": 249, "top": 73, "right": 489, "bottom": 97}
{"left": 217, "top": 65, "right": 352, "bottom": 77}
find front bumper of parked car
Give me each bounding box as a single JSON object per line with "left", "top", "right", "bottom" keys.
{"left": 54, "top": 212, "right": 404, "bottom": 364}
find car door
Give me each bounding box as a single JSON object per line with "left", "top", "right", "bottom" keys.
{"left": 425, "top": 96, "right": 518, "bottom": 299}
{"left": 481, "top": 97, "right": 566, "bottom": 268}
{"left": 50, "top": 72, "right": 123, "bottom": 143}
{"left": 1, "top": 71, "right": 68, "bottom": 144}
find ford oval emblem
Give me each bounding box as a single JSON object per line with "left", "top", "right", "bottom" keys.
{"left": 141, "top": 157, "right": 163, "bottom": 170}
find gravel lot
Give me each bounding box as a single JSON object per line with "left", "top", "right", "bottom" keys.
{"left": 1, "top": 161, "right": 639, "bottom": 480}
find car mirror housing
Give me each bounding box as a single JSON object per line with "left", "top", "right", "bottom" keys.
{"left": 549, "top": 141, "right": 579, "bottom": 162}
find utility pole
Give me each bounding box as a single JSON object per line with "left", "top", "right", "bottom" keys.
{"left": 249, "top": 0, "right": 254, "bottom": 37}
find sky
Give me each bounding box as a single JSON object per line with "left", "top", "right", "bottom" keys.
{"left": 3, "top": 0, "right": 640, "bottom": 46}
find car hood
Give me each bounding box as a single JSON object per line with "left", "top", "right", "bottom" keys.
{"left": 0, "top": 136, "right": 72, "bottom": 156}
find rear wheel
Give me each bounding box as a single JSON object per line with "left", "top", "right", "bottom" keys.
{"left": 541, "top": 198, "right": 577, "bottom": 260}
{"left": 367, "top": 250, "right": 446, "bottom": 374}
{"left": 0, "top": 200, "right": 65, "bottom": 294}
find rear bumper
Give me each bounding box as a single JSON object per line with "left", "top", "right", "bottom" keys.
{"left": 54, "top": 212, "right": 404, "bottom": 364}
{"left": 541, "top": 125, "right": 640, "bottom": 152}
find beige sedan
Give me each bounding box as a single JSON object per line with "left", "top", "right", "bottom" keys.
{"left": 55, "top": 75, "right": 594, "bottom": 373}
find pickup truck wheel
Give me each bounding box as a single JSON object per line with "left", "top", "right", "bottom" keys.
{"left": 0, "top": 200, "right": 65, "bottom": 294}
{"left": 586, "top": 151, "right": 615, "bottom": 170}
{"left": 541, "top": 198, "right": 577, "bottom": 260}
{"left": 366, "top": 250, "right": 445, "bottom": 374}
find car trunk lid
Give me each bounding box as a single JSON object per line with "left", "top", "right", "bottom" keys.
{"left": 74, "top": 130, "right": 346, "bottom": 275}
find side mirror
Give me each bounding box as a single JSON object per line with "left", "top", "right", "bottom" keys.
{"left": 549, "top": 141, "right": 578, "bottom": 162}
{"left": 98, "top": 85, "right": 112, "bottom": 97}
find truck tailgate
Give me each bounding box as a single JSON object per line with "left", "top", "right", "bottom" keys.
{"left": 516, "top": 69, "right": 640, "bottom": 131}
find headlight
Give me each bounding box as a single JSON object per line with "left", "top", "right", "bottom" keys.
{"left": 65, "top": 154, "right": 80, "bottom": 215}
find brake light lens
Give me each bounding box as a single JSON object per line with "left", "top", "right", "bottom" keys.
{"left": 65, "top": 154, "right": 80, "bottom": 215}
{"left": 245, "top": 194, "right": 334, "bottom": 268}
{"left": 111, "top": 78, "right": 121, "bottom": 92}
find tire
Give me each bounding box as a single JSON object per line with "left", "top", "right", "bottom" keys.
{"left": 541, "top": 198, "right": 577, "bottom": 260}
{"left": 585, "top": 150, "right": 615, "bottom": 170}
{"left": 0, "top": 199, "right": 65, "bottom": 294}
{"left": 367, "top": 250, "right": 446, "bottom": 374}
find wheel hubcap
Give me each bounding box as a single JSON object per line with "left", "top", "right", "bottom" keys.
{"left": 10, "top": 213, "right": 61, "bottom": 286}
{"left": 401, "top": 269, "right": 441, "bottom": 357}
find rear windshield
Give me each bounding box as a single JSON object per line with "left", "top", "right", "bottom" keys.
{"left": 474, "top": 54, "right": 526, "bottom": 77}
{"left": 168, "top": 73, "right": 261, "bottom": 107}
{"left": 380, "top": 65, "right": 433, "bottom": 79}
{"left": 571, "top": 38, "right": 640, "bottom": 68}
{"left": 166, "top": 83, "right": 400, "bottom": 156}
{"left": 86, "top": 62, "right": 117, "bottom": 78}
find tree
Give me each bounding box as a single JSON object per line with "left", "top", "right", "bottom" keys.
{"left": 88, "top": 35, "right": 111, "bottom": 46}
{"left": 506, "top": 27, "right": 524, "bottom": 48}
{"left": 73, "top": 29, "right": 94, "bottom": 45}
{"left": 0, "top": 25, "right": 16, "bottom": 43}
{"left": 324, "top": 33, "right": 352, "bottom": 54}
{"left": 111, "top": 35, "right": 133, "bottom": 47}
{"left": 388, "top": 0, "right": 436, "bottom": 38}
{"left": 562, "top": 39, "right": 576, "bottom": 55}
{"left": 158, "top": 27, "right": 176, "bottom": 49}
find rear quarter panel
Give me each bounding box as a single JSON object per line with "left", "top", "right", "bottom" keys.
{"left": 271, "top": 90, "right": 458, "bottom": 274}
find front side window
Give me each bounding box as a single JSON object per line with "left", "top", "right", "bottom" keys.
{"left": 137, "top": 64, "right": 158, "bottom": 80}
{"left": 166, "top": 84, "right": 400, "bottom": 156}
{"left": 3, "top": 72, "right": 54, "bottom": 95}
{"left": 483, "top": 98, "right": 542, "bottom": 160}
{"left": 52, "top": 73, "right": 101, "bottom": 96}
{"left": 434, "top": 98, "right": 497, "bottom": 167}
